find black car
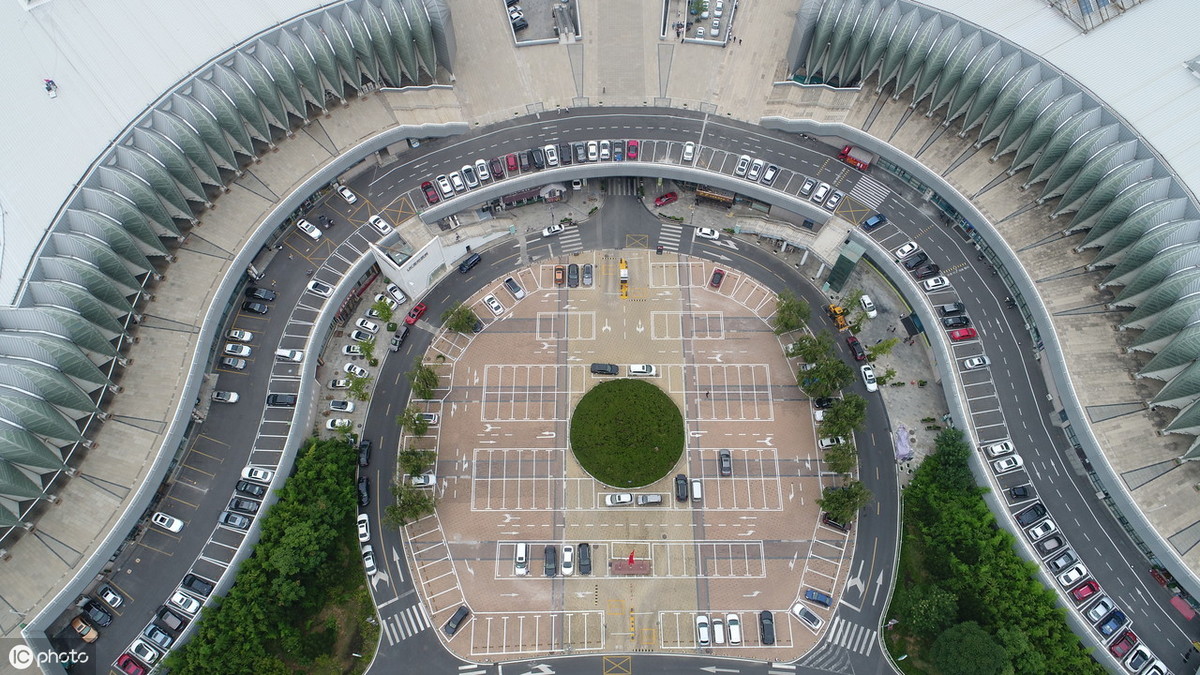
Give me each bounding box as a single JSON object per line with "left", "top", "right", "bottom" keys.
{"left": 573, "top": 142, "right": 587, "bottom": 163}
{"left": 358, "top": 439, "right": 372, "bottom": 467}
{"left": 181, "top": 574, "right": 215, "bottom": 598}
{"left": 590, "top": 363, "right": 619, "bottom": 375}
{"left": 812, "top": 397, "right": 836, "bottom": 410}
{"left": 244, "top": 287, "right": 277, "bottom": 302}
{"left": 241, "top": 301, "right": 269, "bottom": 315}
{"left": 143, "top": 624, "right": 175, "bottom": 649}
{"left": 902, "top": 252, "right": 929, "bottom": 270}
{"left": 228, "top": 497, "right": 260, "bottom": 515}
{"left": 821, "top": 512, "right": 851, "bottom": 532}
{"left": 941, "top": 316, "right": 971, "bottom": 329}
{"left": 558, "top": 143, "right": 572, "bottom": 165}
{"left": 358, "top": 476, "right": 370, "bottom": 506}
{"left": 266, "top": 393, "right": 297, "bottom": 407}
{"left": 82, "top": 599, "right": 112, "bottom": 627}
{"left": 236, "top": 480, "right": 266, "bottom": 498}
{"left": 675, "top": 474, "right": 689, "bottom": 501}
{"left": 578, "top": 542, "right": 592, "bottom": 575}
{"left": 567, "top": 263, "right": 580, "bottom": 288}
{"left": 759, "top": 610, "right": 775, "bottom": 645}
{"left": 443, "top": 605, "right": 471, "bottom": 636}
{"left": 913, "top": 263, "right": 941, "bottom": 279}
{"left": 471, "top": 315, "right": 484, "bottom": 334}
{"left": 157, "top": 606, "right": 189, "bottom": 634}
{"left": 937, "top": 302, "right": 966, "bottom": 316}
{"left": 1035, "top": 535, "right": 1066, "bottom": 557}
{"left": 512, "top": 17, "right": 528, "bottom": 31}
{"left": 519, "top": 151, "right": 531, "bottom": 172}
{"left": 219, "top": 511, "right": 251, "bottom": 530}
{"left": 531, "top": 146, "right": 546, "bottom": 169}
{"left": 544, "top": 545, "right": 557, "bottom": 576}
{"left": 1015, "top": 502, "right": 1047, "bottom": 527}
{"left": 1007, "top": 484, "right": 1031, "bottom": 502}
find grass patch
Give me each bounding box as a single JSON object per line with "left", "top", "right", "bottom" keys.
{"left": 570, "top": 378, "right": 684, "bottom": 487}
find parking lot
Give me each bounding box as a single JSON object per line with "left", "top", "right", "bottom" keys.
{"left": 400, "top": 249, "right": 853, "bottom": 660}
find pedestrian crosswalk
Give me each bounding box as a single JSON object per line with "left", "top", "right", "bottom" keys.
{"left": 605, "top": 177, "right": 638, "bottom": 196}
{"left": 849, "top": 174, "right": 890, "bottom": 210}
{"left": 557, "top": 226, "right": 583, "bottom": 254}
{"left": 657, "top": 223, "right": 683, "bottom": 252}
{"left": 823, "top": 616, "right": 878, "bottom": 655}
{"left": 381, "top": 603, "right": 430, "bottom": 645}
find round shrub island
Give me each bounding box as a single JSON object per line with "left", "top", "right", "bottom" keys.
{"left": 570, "top": 379, "right": 685, "bottom": 487}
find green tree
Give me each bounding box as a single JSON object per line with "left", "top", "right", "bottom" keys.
{"left": 821, "top": 394, "right": 867, "bottom": 437}
{"left": 817, "top": 480, "right": 871, "bottom": 523}
{"left": 787, "top": 331, "right": 834, "bottom": 362}
{"left": 357, "top": 337, "right": 376, "bottom": 361}
{"left": 800, "top": 359, "right": 855, "bottom": 399}
{"left": 347, "top": 373, "right": 372, "bottom": 401}
{"left": 930, "top": 622, "right": 1008, "bottom": 675}
{"left": 772, "top": 291, "right": 810, "bottom": 334}
{"left": 329, "top": 419, "right": 353, "bottom": 439}
{"left": 900, "top": 584, "right": 958, "bottom": 636}
{"left": 371, "top": 297, "right": 394, "bottom": 323}
{"left": 866, "top": 337, "right": 899, "bottom": 361}
{"left": 843, "top": 289, "right": 867, "bottom": 331}
{"left": 874, "top": 367, "right": 897, "bottom": 386}
{"left": 824, "top": 442, "right": 858, "bottom": 474}
{"left": 995, "top": 625, "right": 1047, "bottom": 674}
{"left": 442, "top": 302, "right": 479, "bottom": 333}
{"left": 396, "top": 406, "right": 430, "bottom": 438}
{"left": 384, "top": 482, "right": 437, "bottom": 527}
{"left": 407, "top": 359, "right": 440, "bottom": 399}
{"left": 399, "top": 447, "right": 437, "bottom": 476}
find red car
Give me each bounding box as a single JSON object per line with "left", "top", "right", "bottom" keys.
{"left": 654, "top": 192, "right": 678, "bottom": 207}
{"left": 506, "top": 153, "right": 519, "bottom": 173}
{"left": 117, "top": 654, "right": 146, "bottom": 675}
{"left": 421, "top": 181, "right": 440, "bottom": 205}
{"left": 949, "top": 328, "right": 978, "bottom": 341}
{"left": 845, "top": 335, "right": 866, "bottom": 361}
{"left": 627, "top": 140, "right": 639, "bottom": 160}
{"left": 405, "top": 302, "right": 427, "bottom": 325}
{"left": 710, "top": 268, "right": 725, "bottom": 288}
{"left": 1109, "top": 630, "right": 1138, "bottom": 658}
{"left": 1069, "top": 580, "right": 1100, "bottom": 603}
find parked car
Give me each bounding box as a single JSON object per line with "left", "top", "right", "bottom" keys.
{"left": 236, "top": 480, "right": 266, "bottom": 498}
{"left": 675, "top": 474, "right": 689, "bottom": 501}
{"left": 963, "top": 356, "right": 990, "bottom": 369}
{"left": 1109, "top": 630, "right": 1138, "bottom": 658}
{"left": 860, "top": 364, "right": 877, "bottom": 392}
{"left": 845, "top": 335, "right": 866, "bottom": 361}
{"left": 544, "top": 544, "right": 558, "bottom": 576}
{"left": 228, "top": 497, "right": 260, "bottom": 515}
{"left": 605, "top": 493, "right": 634, "bottom": 506}
{"left": 1070, "top": 580, "right": 1100, "bottom": 604}
{"left": 242, "top": 466, "right": 274, "bottom": 483}
{"left": 182, "top": 574, "right": 215, "bottom": 597}
{"left": 151, "top": 512, "right": 184, "bottom": 533}
{"left": 790, "top": 602, "right": 823, "bottom": 630}
{"left": 719, "top": 449, "right": 732, "bottom": 476}
{"left": 421, "top": 181, "right": 440, "bottom": 205}
{"left": 97, "top": 584, "right": 124, "bottom": 608}
{"left": 805, "top": 588, "right": 833, "bottom": 607}
{"left": 759, "top": 610, "right": 775, "bottom": 645}
{"left": 578, "top": 542, "right": 592, "bottom": 575}
{"left": 241, "top": 301, "right": 269, "bottom": 315}
{"left": 992, "top": 455, "right": 1023, "bottom": 474}
{"left": 949, "top": 328, "right": 978, "bottom": 341}
{"left": 710, "top": 268, "right": 725, "bottom": 288}
{"left": 71, "top": 616, "right": 98, "bottom": 642}
{"left": 218, "top": 511, "right": 251, "bottom": 530}
{"left": 1016, "top": 503, "right": 1047, "bottom": 527}
{"left": 655, "top": 192, "right": 678, "bottom": 207}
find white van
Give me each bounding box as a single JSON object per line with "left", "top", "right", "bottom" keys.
{"left": 712, "top": 617, "right": 726, "bottom": 645}
{"left": 515, "top": 543, "right": 528, "bottom": 576}
{"left": 726, "top": 613, "right": 742, "bottom": 644}
{"left": 691, "top": 479, "right": 703, "bottom": 502}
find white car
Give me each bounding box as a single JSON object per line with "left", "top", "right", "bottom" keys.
{"left": 227, "top": 329, "right": 253, "bottom": 342}
{"left": 605, "top": 493, "right": 634, "bottom": 506}
{"left": 326, "top": 418, "right": 352, "bottom": 431}
{"left": 296, "top": 218, "right": 321, "bottom": 240}
{"left": 1027, "top": 518, "right": 1057, "bottom": 541}
{"left": 726, "top": 613, "right": 741, "bottom": 645}
{"left": 824, "top": 190, "right": 844, "bottom": 211}
{"left": 544, "top": 144, "right": 559, "bottom": 166}
{"left": 329, "top": 399, "right": 355, "bottom": 413}
{"left": 169, "top": 590, "right": 201, "bottom": 616}
{"left": 344, "top": 363, "right": 369, "bottom": 378}
{"left": 349, "top": 330, "right": 374, "bottom": 343}
{"left": 599, "top": 140, "right": 611, "bottom": 160}
{"left": 307, "top": 279, "right": 333, "bottom": 298}
{"left": 922, "top": 276, "right": 950, "bottom": 292}
{"left": 894, "top": 241, "right": 919, "bottom": 259}
{"left": 435, "top": 174, "right": 454, "bottom": 199}
{"left": 368, "top": 215, "right": 392, "bottom": 235}
{"left": 695, "top": 227, "right": 720, "bottom": 240}
{"left": 211, "top": 390, "right": 239, "bottom": 404}
{"left": 587, "top": 141, "right": 599, "bottom": 161}
{"left": 629, "top": 364, "right": 657, "bottom": 376}
{"left": 357, "top": 514, "right": 370, "bottom": 543}
{"left": 1057, "top": 564, "right": 1087, "bottom": 588}
{"left": 695, "top": 614, "right": 710, "bottom": 646}
{"left": 241, "top": 466, "right": 274, "bottom": 483}
{"left": 224, "top": 343, "right": 251, "bottom": 357}
{"left": 682, "top": 141, "right": 696, "bottom": 163}
{"left": 561, "top": 544, "right": 574, "bottom": 576}
{"left": 483, "top": 294, "right": 505, "bottom": 316}
{"left": 790, "top": 602, "right": 824, "bottom": 630}
{"left": 963, "top": 356, "right": 991, "bottom": 369}
{"left": 811, "top": 182, "right": 831, "bottom": 203}
{"left": 461, "top": 165, "right": 479, "bottom": 188}
{"left": 542, "top": 223, "right": 565, "bottom": 237}
{"left": 992, "top": 454, "right": 1024, "bottom": 474}
{"left": 449, "top": 172, "right": 467, "bottom": 193}
{"left": 982, "top": 440, "right": 1015, "bottom": 457}
{"left": 387, "top": 282, "right": 408, "bottom": 303}
{"left": 818, "top": 436, "right": 846, "bottom": 450}
{"left": 329, "top": 378, "right": 349, "bottom": 389}
{"left": 734, "top": 154, "right": 751, "bottom": 177}
{"left": 475, "top": 159, "right": 490, "bottom": 182}
{"left": 859, "top": 294, "right": 877, "bottom": 318}
{"left": 412, "top": 473, "right": 437, "bottom": 487}
{"left": 151, "top": 512, "right": 184, "bottom": 533}
{"left": 747, "top": 158, "right": 764, "bottom": 181}
{"left": 362, "top": 545, "right": 377, "bottom": 575}
{"left": 373, "top": 293, "right": 399, "bottom": 311}
{"left": 337, "top": 185, "right": 357, "bottom": 204}
{"left": 860, "top": 364, "right": 878, "bottom": 392}
{"left": 129, "top": 639, "right": 160, "bottom": 665}
{"left": 355, "top": 318, "right": 380, "bottom": 334}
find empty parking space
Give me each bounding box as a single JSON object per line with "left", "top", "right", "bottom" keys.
{"left": 471, "top": 448, "right": 562, "bottom": 511}
{"left": 481, "top": 364, "right": 567, "bottom": 421}
{"left": 689, "top": 364, "right": 774, "bottom": 421}
{"left": 535, "top": 311, "right": 596, "bottom": 341}
{"left": 468, "top": 610, "right": 606, "bottom": 656}
{"left": 651, "top": 311, "right": 725, "bottom": 340}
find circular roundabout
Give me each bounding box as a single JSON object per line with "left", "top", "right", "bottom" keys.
{"left": 569, "top": 378, "right": 685, "bottom": 488}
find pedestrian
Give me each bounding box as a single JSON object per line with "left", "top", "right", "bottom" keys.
{"left": 705, "top": 391, "right": 710, "bottom": 399}
{"left": 739, "top": 38, "right": 743, "bottom": 45}
{"left": 875, "top": 338, "right": 882, "bottom": 344}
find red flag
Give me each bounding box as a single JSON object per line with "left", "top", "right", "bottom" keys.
{"left": 628, "top": 550, "right": 635, "bottom": 565}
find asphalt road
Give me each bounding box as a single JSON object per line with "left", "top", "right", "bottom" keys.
{"left": 73, "top": 107, "right": 1196, "bottom": 675}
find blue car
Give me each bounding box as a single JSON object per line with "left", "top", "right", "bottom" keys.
{"left": 805, "top": 589, "right": 833, "bottom": 607}
{"left": 861, "top": 213, "right": 887, "bottom": 230}
{"left": 1098, "top": 609, "right": 1127, "bottom": 637}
